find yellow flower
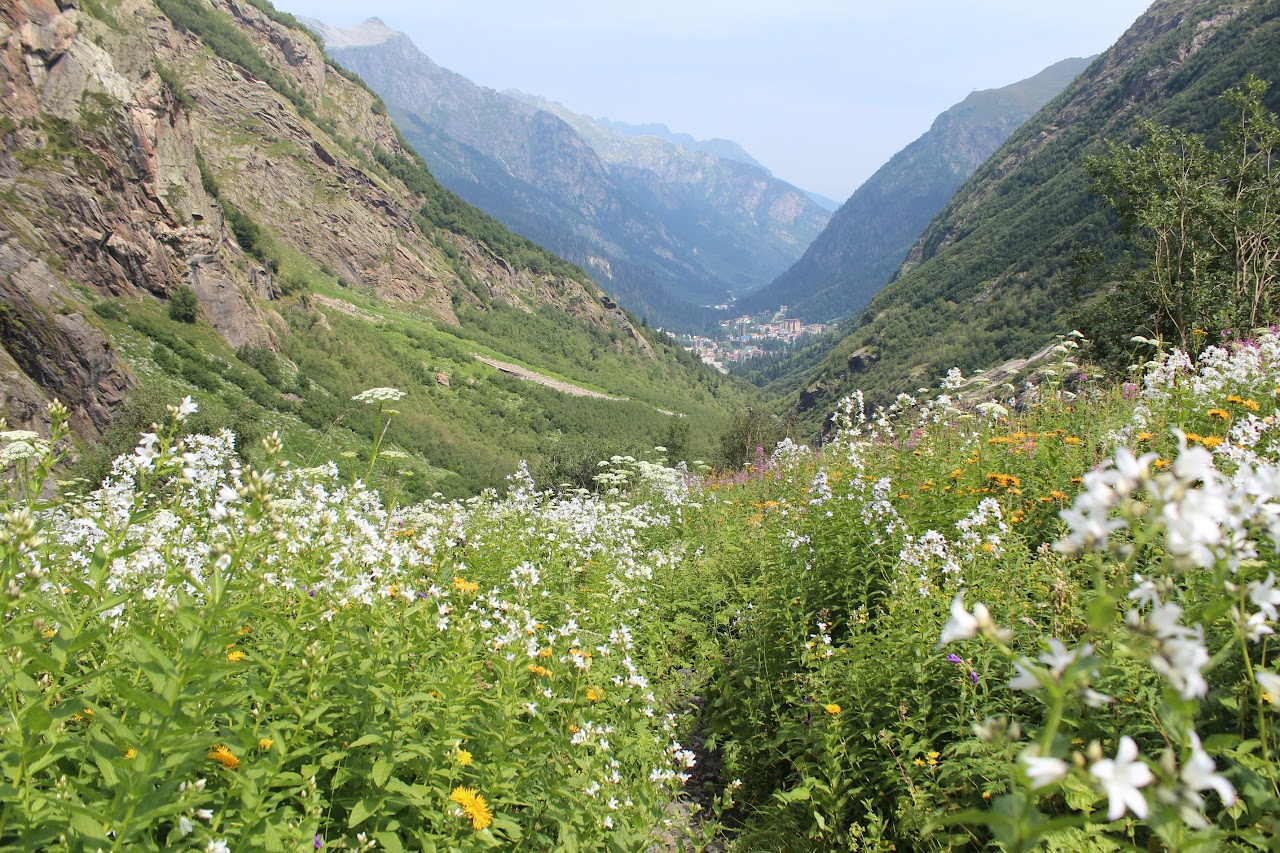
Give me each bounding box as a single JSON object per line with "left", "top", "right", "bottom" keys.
{"left": 1228, "top": 395, "right": 1244, "bottom": 404}
{"left": 527, "top": 664, "right": 552, "bottom": 678}
{"left": 1136, "top": 431, "right": 1154, "bottom": 441}
{"left": 1193, "top": 329, "right": 1209, "bottom": 336}
{"left": 1207, "top": 409, "right": 1230, "bottom": 420}
{"left": 927, "top": 750, "right": 941, "bottom": 767}
{"left": 258, "top": 737, "right": 273, "bottom": 751}
{"left": 1200, "top": 436, "right": 1224, "bottom": 449}
{"left": 226, "top": 650, "right": 247, "bottom": 662}
{"left": 454, "top": 748, "right": 473, "bottom": 767}
{"left": 1063, "top": 436, "right": 1081, "bottom": 445}
{"left": 450, "top": 786, "right": 493, "bottom": 831}
{"left": 586, "top": 686, "right": 604, "bottom": 703}
{"left": 124, "top": 747, "right": 137, "bottom": 759}
{"left": 453, "top": 577, "right": 479, "bottom": 594}
{"left": 208, "top": 744, "right": 240, "bottom": 770}
{"left": 1244, "top": 399, "right": 1261, "bottom": 412}
{"left": 824, "top": 703, "right": 841, "bottom": 715}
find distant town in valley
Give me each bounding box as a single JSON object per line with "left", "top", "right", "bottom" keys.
{"left": 675, "top": 306, "right": 830, "bottom": 373}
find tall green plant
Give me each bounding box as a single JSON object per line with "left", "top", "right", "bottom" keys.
{"left": 1088, "top": 77, "right": 1280, "bottom": 349}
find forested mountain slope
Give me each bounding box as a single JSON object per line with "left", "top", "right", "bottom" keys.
{"left": 785, "top": 0, "right": 1280, "bottom": 431}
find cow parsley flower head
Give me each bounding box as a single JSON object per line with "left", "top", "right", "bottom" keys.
{"left": 352, "top": 387, "right": 406, "bottom": 404}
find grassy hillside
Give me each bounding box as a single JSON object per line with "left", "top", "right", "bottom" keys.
{"left": 784, "top": 0, "right": 1280, "bottom": 432}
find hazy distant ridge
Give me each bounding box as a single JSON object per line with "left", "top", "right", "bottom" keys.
{"left": 311, "top": 17, "right": 830, "bottom": 330}
{"left": 737, "top": 56, "right": 1092, "bottom": 323}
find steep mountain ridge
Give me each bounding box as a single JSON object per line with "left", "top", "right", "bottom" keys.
{"left": 736, "top": 57, "right": 1092, "bottom": 323}
{"left": 785, "top": 0, "right": 1280, "bottom": 430}
{"left": 0, "top": 0, "right": 743, "bottom": 493}
{"left": 311, "top": 18, "right": 829, "bottom": 329}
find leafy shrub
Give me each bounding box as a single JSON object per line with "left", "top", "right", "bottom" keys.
{"left": 167, "top": 285, "right": 199, "bottom": 323}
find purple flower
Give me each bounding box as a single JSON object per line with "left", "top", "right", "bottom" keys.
{"left": 315, "top": 835, "right": 323, "bottom": 850}
{"left": 946, "top": 654, "right": 963, "bottom": 664}
{"left": 970, "top": 670, "right": 980, "bottom": 685}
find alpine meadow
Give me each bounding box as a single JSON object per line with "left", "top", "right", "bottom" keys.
{"left": 6, "top": 0, "right": 1280, "bottom": 851}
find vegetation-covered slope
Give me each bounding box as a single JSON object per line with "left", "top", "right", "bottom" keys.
{"left": 310, "top": 18, "right": 829, "bottom": 330}
{"left": 8, "top": 316, "right": 1280, "bottom": 850}
{"left": 785, "top": 0, "right": 1280, "bottom": 430}
{"left": 0, "top": 0, "right": 749, "bottom": 496}
{"left": 735, "top": 57, "right": 1092, "bottom": 323}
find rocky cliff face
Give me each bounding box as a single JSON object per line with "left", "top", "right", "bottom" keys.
{"left": 311, "top": 18, "right": 829, "bottom": 330}
{"left": 0, "top": 0, "right": 641, "bottom": 437}
{"left": 736, "top": 56, "right": 1092, "bottom": 323}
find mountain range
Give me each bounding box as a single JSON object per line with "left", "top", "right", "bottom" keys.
{"left": 736, "top": 56, "right": 1093, "bottom": 323}
{"left": 307, "top": 18, "right": 831, "bottom": 331}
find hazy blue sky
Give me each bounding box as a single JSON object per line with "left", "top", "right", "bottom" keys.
{"left": 278, "top": 0, "right": 1153, "bottom": 201}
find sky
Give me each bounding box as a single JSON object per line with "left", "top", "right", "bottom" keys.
{"left": 277, "top": 0, "right": 1154, "bottom": 201}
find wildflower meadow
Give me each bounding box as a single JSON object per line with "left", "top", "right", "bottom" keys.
{"left": 5, "top": 330, "right": 1280, "bottom": 850}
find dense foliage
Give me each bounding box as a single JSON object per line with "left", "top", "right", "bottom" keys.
{"left": 83, "top": 278, "right": 749, "bottom": 500}
{"left": 1087, "top": 77, "right": 1280, "bottom": 352}
{"left": 10, "top": 329, "right": 1280, "bottom": 849}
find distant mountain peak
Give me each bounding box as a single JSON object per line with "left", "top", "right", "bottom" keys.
{"left": 300, "top": 16, "right": 401, "bottom": 49}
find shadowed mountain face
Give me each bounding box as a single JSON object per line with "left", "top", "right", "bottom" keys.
{"left": 736, "top": 57, "right": 1093, "bottom": 324}
{"left": 308, "top": 18, "right": 830, "bottom": 331}
{"left": 784, "top": 0, "right": 1280, "bottom": 431}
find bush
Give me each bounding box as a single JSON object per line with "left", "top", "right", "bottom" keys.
{"left": 168, "top": 286, "right": 199, "bottom": 323}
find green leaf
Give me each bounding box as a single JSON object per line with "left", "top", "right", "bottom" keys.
{"left": 371, "top": 757, "right": 392, "bottom": 787}
{"left": 375, "top": 832, "right": 407, "bottom": 853}
{"left": 348, "top": 796, "right": 379, "bottom": 828}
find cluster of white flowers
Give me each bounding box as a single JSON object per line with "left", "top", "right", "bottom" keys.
{"left": 351, "top": 386, "right": 407, "bottom": 404}
{"left": 0, "top": 429, "right": 51, "bottom": 468}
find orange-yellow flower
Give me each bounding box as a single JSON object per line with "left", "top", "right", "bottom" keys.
{"left": 208, "top": 744, "right": 240, "bottom": 770}
{"left": 586, "top": 686, "right": 604, "bottom": 703}
{"left": 824, "top": 703, "right": 841, "bottom": 715}
{"left": 1207, "top": 409, "right": 1230, "bottom": 420}
{"left": 450, "top": 786, "right": 493, "bottom": 831}
{"left": 226, "top": 650, "right": 247, "bottom": 662}
{"left": 453, "top": 577, "right": 479, "bottom": 594}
